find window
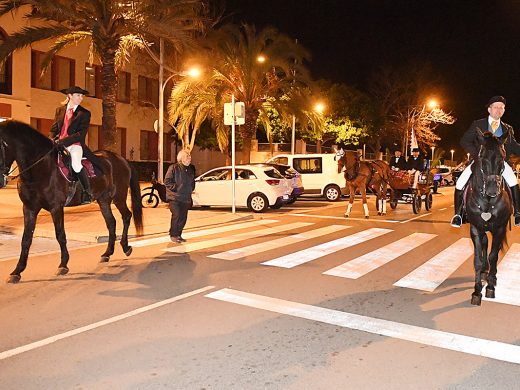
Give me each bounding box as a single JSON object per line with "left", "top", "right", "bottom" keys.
{"left": 85, "top": 64, "right": 102, "bottom": 98}
{"left": 271, "top": 156, "right": 288, "bottom": 165}
{"left": 138, "top": 75, "right": 159, "bottom": 107}
{"left": 117, "top": 71, "right": 131, "bottom": 103}
{"left": 201, "top": 169, "right": 230, "bottom": 181}
{"left": 0, "top": 29, "right": 12, "bottom": 95}
{"left": 140, "top": 130, "right": 158, "bottom": 160}
{"left": 31, "top": 50, "right": 75, "bottom": 91}
{"left": 293, "top": 158, "right": 322, "bottom": 174}
{"left": 30, "top": 117, "right": 54, "bottom": 137}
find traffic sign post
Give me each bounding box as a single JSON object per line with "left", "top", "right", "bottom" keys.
{"left": 224, "top": 98, "right": 245, "bottom": 213}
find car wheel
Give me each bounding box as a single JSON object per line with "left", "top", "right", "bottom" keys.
{"left": 390, "top": 199, "right": 398, "bottom": 209}
{"left": 247, "top": 193, "right": 269, "bottom": 213}
{"left": 324, "top": 185, "right": 341, "bottom": 201}
{"left": 141, "top": 193, "right": 159, "bottom": 208}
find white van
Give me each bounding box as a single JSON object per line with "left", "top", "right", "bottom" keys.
{"left": 266, "top": 153, "right": 346, "bottom": 201}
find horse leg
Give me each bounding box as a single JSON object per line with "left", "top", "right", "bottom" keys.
{"left": 470, "top": 225, "right": 485, "bottom": 305}
{"left": 7, "top": 206, "right": 40, "bottom": 283}
{"left": 50, "top": 207, "right": 70, "bottom": 276}
{"left": 361, "top": 186, "right": 369, "bottom": 218}
{"left": 344, "top": 184, "right": 354, "bottom": 217}
{"left": 98, "top": 200, "right": 117, "bottom": 262}
{"left": 480, "top": 233, "right": 489, "bottom": 284}
{"left": 486, "top": 226, "right": 506, "bottom": 299}
{"left": 113, "top": 197, "right": 133, "bottom": 257}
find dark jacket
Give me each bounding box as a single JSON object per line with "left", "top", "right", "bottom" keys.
{"left": 406, "top": 155, "right": 424, "bottom": 171}
{"left": 461, "top": 118, "right": 520, "bottom": 160}
{"left": 390, "top": 155, "right": 407, "bottom": 170}
{"left": 164, "top": 163, "right": 196, "bottom": 203}
{"left": 50, "top": 104, "right": 103, "bottom": 170}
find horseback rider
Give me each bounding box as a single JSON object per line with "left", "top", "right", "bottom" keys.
{"left": 406, "top": 148, "right": 424, "bottom": 189}
{"left": 451, "top": 95, "right": 520, "bottom": 227}
{"left": 390, "top": 147, "right": 407, "bottom": 170}
{"left": 49, "top": 86, "right": 101, "bottom": 205}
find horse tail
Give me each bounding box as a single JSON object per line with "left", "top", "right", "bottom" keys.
{"left": 129, "top": 164, "right": 144, "bottom": 236}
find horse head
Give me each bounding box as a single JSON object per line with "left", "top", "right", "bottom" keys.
{"left": 475, "top": 131, "right": 505, "bottom": 198}
{"left": 334, "top": 147, "right": 346, "bottom": 173}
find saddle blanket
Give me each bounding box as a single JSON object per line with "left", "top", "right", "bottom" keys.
{"left": 57, "top": 154, "right": 96, "bottom": 182}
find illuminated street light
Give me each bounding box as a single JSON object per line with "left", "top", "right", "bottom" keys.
{"left": 427, "top": 99, "right": 439, "bottom": 110}
{"left": 314, "top": 102, "right": 325, "bottom": 114}
{"left": 450, "top": 149, "right": 455, "bottom": 166}
{"left": 431, "top": 145, "right": 435, "bottom": 160}
{"left": 257, "top": 55, "right": 266, "bottom": 63}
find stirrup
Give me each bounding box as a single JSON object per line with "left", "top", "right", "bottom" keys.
{"left": 451, "top": 214, "right": 462, "bottom": 228}
{"left": 81, "top": 192, "right": 92, "bottom": 205}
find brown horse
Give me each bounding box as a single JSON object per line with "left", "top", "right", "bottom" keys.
{"left": 0, "top": 120, "right": 143, "bottom": 283}
{"left": 335, "top": 148, "right": 392, "bottom": 218}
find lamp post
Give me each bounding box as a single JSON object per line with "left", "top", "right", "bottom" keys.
{"left": 431, "top": 145, "right": 435, "bottom": 161}
{"left": 450, "top": 149, "right": 455, "bottom": 166}
{"left": 157, "top": 41, "right": 200, "bottom": 182}
{"left": 405, "top": 99, "right": 440, "bottom": 159}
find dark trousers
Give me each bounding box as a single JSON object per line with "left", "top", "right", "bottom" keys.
{"left": 169, "top": 200, "right": 190, "bottom": 237}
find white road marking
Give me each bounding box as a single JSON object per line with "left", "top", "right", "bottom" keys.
{"left": 132, "top": 219, "right": 278, "bottom": 247}
{"left": 399, "top": 212, "right": 432, "bottom": 224}
{"left": 262, "top": 228, "right": 392, "bottom": 269}
{"left": 483, "top": 243, "right": 520, "bottom": 306}
{"left": 324, "top": 233, "right": 437, "bottom": 279}
{"left": 163, "top": 222, "right": 310, "bottom": 253}
{"left": 394, "top": 238, "right": 473, "bottom": 291}
{"left": 206, "top": 288, "right": 520, "bottom": 365}
{"left": 288, "top": 213, "right": 400, "bottom": 223}
{"left": 0, "top": 286, "right": 215, "bottom": 361}
{"left": 208, "top": 225, "right": 349, "bottom": 261}
{"left": 440, "top": 207, "right": 447, "bottom": 211}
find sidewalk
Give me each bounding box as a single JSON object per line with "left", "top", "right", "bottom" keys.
{"left": 0, "top": 184, "right": 255, "bottom": 243}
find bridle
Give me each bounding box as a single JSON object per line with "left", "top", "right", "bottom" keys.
{"left": 477, "top": 144, "right": 505, "bottom": 198}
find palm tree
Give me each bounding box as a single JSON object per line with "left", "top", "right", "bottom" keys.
{"left": 0, "top": 0, "right": 209, "bottom": 144}
{"left": 169, "top": 23, "right": 321, "bottom": 163}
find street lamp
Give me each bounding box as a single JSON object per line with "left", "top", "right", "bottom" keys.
{"left": 314, "top": 102, "right": 325, "bottom": 114}
{"left": 450, "top": 149, "right": 455, "bottom": 166}
{"left": 431, "top": 146, "right": 435, "bottom": 160}
{"left": 157, "top": 45, "right": 200, "bottom": 182}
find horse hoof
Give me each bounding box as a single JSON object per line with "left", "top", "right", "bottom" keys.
{"left": 377, "top": 212, "right": 382, "bottom": 216}
{"left": 365, "top": 216, "right": 369, "bottom": 219}
{"left": 100, "top": 256, "right": 110, "bottom": 263}
{"left": 56, "top": 267, "right": 69, "bottom": 276}
{"left": 344, "top": 214, "right": 349, "bottom": 218}
{"left": 485, "top": 288, "right": 495, "bottom": 299}
{"left": 6, "top": 274, "right": 21, "bottom": 284}
{"left": 471, "top": 294, "right": 482, "bottom": 306}
{"left": 124, "top": 246, "right": 133, "bottom": 257}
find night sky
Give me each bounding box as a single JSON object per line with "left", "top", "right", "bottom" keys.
{"left": 224, "top": 0, "right": 520, "bottom": 156}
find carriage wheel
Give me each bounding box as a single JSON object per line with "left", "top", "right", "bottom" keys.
{"left": 412, "top": 194, "right": 422, "bottom": 214}
{"left": 424, "top": 191, "right": 433, "bottom": 211}
{"left": 390, "top": 199, "right": 398, "bottom": 209}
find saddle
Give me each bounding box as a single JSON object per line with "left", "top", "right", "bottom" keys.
{"left": 57, "top": 150, "right": 96, "bottom": 182}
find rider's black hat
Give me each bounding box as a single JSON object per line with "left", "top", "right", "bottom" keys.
{"left": 411, "top": 148, "right": 420, "bottom": 152}
{"left": 486, "top": 95, "right": 506, "bottom": 107}
{"left": 60, "top": 86, "right": 89, "bottom": 95}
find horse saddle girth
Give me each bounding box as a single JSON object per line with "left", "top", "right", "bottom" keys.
{"left": 57, "top": 152, "right": 96, "bottom": 182}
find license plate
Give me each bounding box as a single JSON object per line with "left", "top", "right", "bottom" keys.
{"left": 283, "top": 194, "right": 289, "bottom": 200}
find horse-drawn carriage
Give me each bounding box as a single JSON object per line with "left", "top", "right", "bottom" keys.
{"left": 388, "top": 162, "right": 435, "bottom": 214}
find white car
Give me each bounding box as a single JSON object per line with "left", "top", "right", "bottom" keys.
{"left": 192, "top": 164, "right": 292, "bottom": 212}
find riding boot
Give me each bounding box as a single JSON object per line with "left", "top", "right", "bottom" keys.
{"left": 77, "top": 169, "right": 93, "bottom": 205}
{"left": 450, "top": 189, "right": 464, "bottom": 228}
{"left": 510, "top": 185, "right": 520, "bottom": 226}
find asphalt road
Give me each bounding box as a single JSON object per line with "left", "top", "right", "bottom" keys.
{"left": 1, "top": 188, "right": 520, "bottom": 389}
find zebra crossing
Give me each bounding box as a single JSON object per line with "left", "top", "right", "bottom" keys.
{"left": 133, "top": 219, "right": 520, "bottom": 306}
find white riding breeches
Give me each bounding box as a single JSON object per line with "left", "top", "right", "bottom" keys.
{"left": 66, "top": 144, "right": 83, "bottom": 173}
{"left": 455, "top": 161, "right": 518, "bottom": 190}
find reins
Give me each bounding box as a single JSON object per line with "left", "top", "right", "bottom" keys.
{"left": 1, "top": 139, "right": 58, "bottom": 180}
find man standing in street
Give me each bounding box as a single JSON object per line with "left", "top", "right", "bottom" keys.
{"left": 451, "top": 96, "right": 520, "bottom": 227}
{"left": 165, "top": 149, "right": 196, "bottom": 243}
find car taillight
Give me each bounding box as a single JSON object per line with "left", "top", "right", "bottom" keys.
{"left": 265, "top": 179, "right": 280, "bottom": 186}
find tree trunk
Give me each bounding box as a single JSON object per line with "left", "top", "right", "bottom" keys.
{"left": 239, "top": 108, "right": 259, "bottom": 164}
{"left": 99, "top": 45, "right": 118, "bottom": 147}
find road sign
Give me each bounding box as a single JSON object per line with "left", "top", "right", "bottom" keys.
{"left": 224, "top": 102, "right": 245, "bottom": 125}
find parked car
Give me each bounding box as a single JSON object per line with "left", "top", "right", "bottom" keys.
{"left": 265, "top": 153, "right": 346, "bottom": 201}
{"left": 432, "top": 165, "right": 454, "bottom": 192}
{"left": 252, "top": 162, "right": 304, "bottom": 203}
{"left": 192, "top": 164, "right": 292, "bottom": 212}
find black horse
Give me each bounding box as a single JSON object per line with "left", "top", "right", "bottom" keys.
{"left": 0, "top": 120, "right": 143, "bottom": 283}
{"left": 466, "top": 131, "right": 512, "bottom": 305}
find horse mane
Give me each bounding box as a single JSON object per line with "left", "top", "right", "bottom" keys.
{"left": 0, "top": 120, "right": 53, "bottom": 153}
